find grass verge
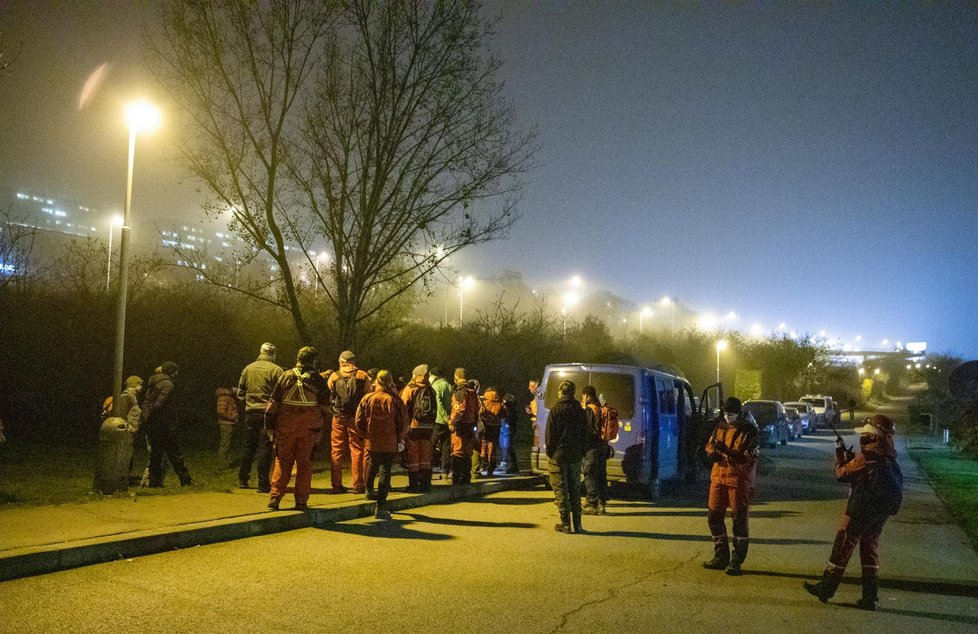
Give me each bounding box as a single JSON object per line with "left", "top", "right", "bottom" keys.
{"left": 906, "top": 438, "right": 978, "bottom": 552}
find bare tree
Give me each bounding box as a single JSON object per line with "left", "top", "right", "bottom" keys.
{"left": 0, "top": 206, "right": 37, "bottom": 288}
{"left": 0, "top": 30, "right": 23, "bottom": 77}
{"left": 150, "top": 0, "right": 533, "bottom": 347}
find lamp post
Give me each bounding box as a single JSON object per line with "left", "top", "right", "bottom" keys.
{"left": 459, "top": 275, "right": 475, "bottom": 325}
{"left": 639, "top": 306, "right": 653, "bottom": 334}
{"left": 105, "top": 214, "right": 123, "bottom": 291}
{"left": 660, "top": 296, "right": 675, "bottom": 329}
{"left": 561, "top": 290, "right": 580, "bottom": 336}
{"left": 715, "top": 339, "right": 728, "bottom": 385}
{"left": 112, "top": 100, "right": 160, "bottom": 416}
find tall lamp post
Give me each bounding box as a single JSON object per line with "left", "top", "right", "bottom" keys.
{"left": 112, "top": 100, "right": 160, "bottom": 415}
{"left": 639, "top": 306, "right": 653, "bottom": 334}
{"left": 459, "top": 275, "right": 475, "bottom": 325}
{"left": 715, "top": 339, "right": 728, "bottom": 385}
{"left": 660, "top": 296, "right": 675, "bottom": 329}
{"left": 105, "top": 214, "right": 123, "bottom": 291}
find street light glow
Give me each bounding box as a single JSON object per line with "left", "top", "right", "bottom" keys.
{"left": 125, "top": 100, "right": 161, "bottom": 134}
{"left": 716, "top": 339, "right": 728, "bottom": 352}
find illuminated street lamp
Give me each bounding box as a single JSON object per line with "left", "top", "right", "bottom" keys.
{"left": 105, "top": 214, "right": 123, "bottom": 291}
{"left": 112, "top": 100, "right": 160, "bottom": 415}
{"left": 459, "top": 275, "right": 475, "bottom": 325}
{"left": 874, "top": 368, "right": 881, "bottom": 376}
{"left": 715, "top": 339, "right": 728, "bottom": 384}
{"left": 660, "top": 296, "right": 675, "bottom": 329}
{"left": 858, "top": 367, "right": 865, "bottom": 376}
{"left": 561, "top": 290, "right": 580, "bottom": 336}
{"left": 639, "top": 306, "right": 653, "bottom": 334}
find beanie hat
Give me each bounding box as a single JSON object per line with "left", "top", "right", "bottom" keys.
{"left": 339, "top": 350, "right": 356, "bottom": 363}
{"left": 161, "top": 361, "right": 178, "bottom": 376}
{"left": 412, "top": 364, "right": 429, "bottom": 377}
{"left": 454, "top": 367, "right": 467, "bottom": 382}
{"left": 376, "top": 369, "right": 394, "bottom": 388}
{"left": 297, "top": 346, "right": 319, "bottom": 369}
{"left": 125, "top": 375, "right": 143, "bottom": 388}
{"left": 722, "top": 397, "right": 742, "bottom": 414}
{"left": 260, "top": 342, "right": 276, "bottom": 356}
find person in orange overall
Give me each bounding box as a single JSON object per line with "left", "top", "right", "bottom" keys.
{"left": 448, "top": 368, "right": 480, "bottom": 485}
{"left": 326, "top": 350, "right": 371, "bottom": 494}
{"left": 477, "top": 387, "right": 505, "bottom": 477}
{"left": 400, "top": 364, "right": 437, "bottom": 492}
{"left": 356, "top": 370, "right": 408, "bottom": 520}
{"left": 264, "top": 346, "right": 331, "bottom": 511}
{"left": 703, "top": 396, "right": 759, "bottom": 575}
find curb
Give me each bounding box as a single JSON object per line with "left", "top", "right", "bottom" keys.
{"left": 0, "top": 475, "right": 546, "bottom": 582}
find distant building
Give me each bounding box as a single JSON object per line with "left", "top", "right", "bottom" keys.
{"left": 1, "top": 186, "right": 100, "bottom": 239}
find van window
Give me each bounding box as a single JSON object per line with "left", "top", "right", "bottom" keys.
{"left": 658, "top": 382, "right": 676, "bottom": 415}
{"left": 544, "top": 370, "right": 635, "bottom": 419}
{"left": 801, "top": 397, "right": 826, "bottom": 409}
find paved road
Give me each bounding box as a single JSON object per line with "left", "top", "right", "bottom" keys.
{"left": 1, "top": 431, "right": 976, "bottom": 632}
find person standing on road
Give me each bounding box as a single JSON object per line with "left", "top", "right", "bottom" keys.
{"left": 703, "top": 396, "right": 759, "bottom": 575}
{"left": 264, "top": 346, "right": 331, "bottom": 511}
{"left": 356, "top": 370, "right": 408, "bottom": 520}
{"left": 581, "top": 385, "right": 608, "bottom": 515}
{"left": 327, "top": 350, "right": 371, "bottom": 494}
{"left": 215, "top": 385, "right": 240, "bottom": 468}
{"left": 545, "top": 380, "right": 588, "bottom": 534}
{"left": 429, "top": 366, "right": 454, "bottom": 479}
{"left": 142, "top": 362, "right": 197, "bottom": 487}
{"left": 237, "top": 343, "right": 284, "bottom": 493}
{"left": 448, "top": 368, "right": 480, "bottom": 486}
{"left": 804, "top": 414, "right": 903, "bottom": 610}
{"left": 476, "top": 386, "right": 505, "bottom": 478}
{"left": 400, "top": 364, "right": 437, "bottom": 492}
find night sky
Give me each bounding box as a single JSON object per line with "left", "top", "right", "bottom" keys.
{"left": 1, "top": 2, "right": 976, "bottom": 358}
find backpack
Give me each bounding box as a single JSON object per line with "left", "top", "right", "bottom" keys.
{"left": 600, "top": 406, "right": 619, "bottom": 442}
{"left": 849, "top": 459, "right": 904, "bottom": 517}
{"left": 332, "top": 372, "right": 368, "bottom": 417}
{"left": 411, "top": 385, "right": 436, "bottom": 428}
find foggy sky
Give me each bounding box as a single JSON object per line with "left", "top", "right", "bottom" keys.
{"left": 1, "top": 1, "right": 976, "bottom": 358}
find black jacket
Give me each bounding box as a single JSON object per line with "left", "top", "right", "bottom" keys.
{"left": 545, "top": 395, "right": 587, "bottom": 462}
{"left": 142, "top": 372, "right": 177, "bottom": 428}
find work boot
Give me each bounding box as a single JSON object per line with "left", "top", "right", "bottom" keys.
{"left": 267, "top": 497, "right": 281, "bottom": 511}
{"left": 555, "top": 513, "right": 572, "bottom": 533}
{"left": 703, "top": 539, "right": 730, "bottom": 570}
{"left": 375, "top": 508, "right": 392, "bottom": 521}
{"left": 420, "top": 470, "right": 432, "bottom": 493}
{"left": 726, "top": 538, "right": 749, "bottom": 576}
{"left": 238, "top": 479, "right": 250, "bottom": 489}
{"left": 803, "top": 570, "right": 843, "bottom": 603}
{"left": 365, "top": 488, "right": 377, "bottom": 500}
{"left": 856, "top": 576, "right": 879, "bottom": 611}
{"left": 598, "top": 503, "right": 607, "bottom": 515}
{"left": 571, "top": 512, "right": 584, "bottom": 534}
{"left": 581, "top": 504, "right": 601, "bottom": 515}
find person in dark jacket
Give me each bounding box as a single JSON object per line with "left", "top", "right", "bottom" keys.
{"left": 703, "top": 397, "right": 759, "bottom": 575}
{"left": 142, "top": 362, "right": 196, "bottom": 487}
{"left": 804, "top": 414, "right": 903, "bottom": 610}
{"left": 545, "top": 380, "right": 588, "bottom": 534}
{"left": 237, "top": 343, "right": 284, "bottom": 492}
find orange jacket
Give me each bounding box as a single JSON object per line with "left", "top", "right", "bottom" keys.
{"left": 264, "top": 367, "right": 331, "bottom": 433}
{"left": 401, "top": 376, "right": 434, "bottom": 429}
{"left": 356, "top": 385, "right": 408, "bottom": 453}
{"left": 215, "top": 387, "right": 238, "bottom": 425}
{"left": 449, "top": 381, "right": 480, "bottom": 435}
{"left": 705, "top": 416, "right": 759, "bottom": 487}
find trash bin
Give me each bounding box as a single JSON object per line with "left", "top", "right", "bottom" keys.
{"left": 94, "top": 416, "right": 133, "bottom": 494}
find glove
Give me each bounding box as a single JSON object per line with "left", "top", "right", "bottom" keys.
{"left": 713, "top": 439, "right": 730, "bottom": 455}
{"left": 397, "top": 441, "right": 405, "bottom": 453}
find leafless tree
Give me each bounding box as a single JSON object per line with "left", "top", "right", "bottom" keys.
{"left": 0, "top": 30, "right": 23, "bottom": 77}
{"left": 150, "top": 0, "right": 533, "bottom": 347}
{"left": 0, "top": 206, "right": 37, "bottom": 288}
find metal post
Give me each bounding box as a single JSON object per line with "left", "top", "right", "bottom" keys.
{"left": 112, "top": 127, "right": 137, "bottom": 416}
{"left": 105, "top": 221, "right": 114, "bottom": 291}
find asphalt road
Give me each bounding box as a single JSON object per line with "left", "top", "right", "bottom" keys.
{"left": 1, "top": 431, "right": 976, "bottom": 633}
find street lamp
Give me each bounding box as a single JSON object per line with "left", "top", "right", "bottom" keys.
{"left": 105, "top": 214, "right": 123, "bottom": 291}
{"left": 459, "top": 275, "right": 475, "bottom": 325}
{"left": 639, "top": 306, "right": 653, "bottom": 334}
{"left": 715, "top": 339, "right": 728, "bottom": 385}
{"left": 112, "top": 100, "right": 160, "bottom": 416}
{"left": 660, "top": 296, "right": 675, "bottom": 329}
{"left": 561, "top": 290, "right": 580, "bottom": 336}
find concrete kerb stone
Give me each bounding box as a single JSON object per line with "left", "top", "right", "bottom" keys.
{"left": 0, "top": 475, "right": 545, "bottom": 582}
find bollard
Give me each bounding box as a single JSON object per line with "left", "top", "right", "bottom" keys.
{"left": 943, "top": 426, "right": 950, "bottom": 446}
{"left": 94, "top": 416, "right": 134, "bottom": 494}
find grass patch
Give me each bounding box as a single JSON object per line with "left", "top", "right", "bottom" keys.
{"left": 907, "top": 440, "right": 978, "bottom": 552}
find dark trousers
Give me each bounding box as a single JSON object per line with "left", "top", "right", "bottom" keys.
{"left": 367, "top": 451, "right": 396, "bottom": 509}
{"left": 147, "top": 420, "right": 191, "bottom": 486}
{"left": 548, "top": 456, "right": 583, "bottom": 518}
{"left": 827, "top": 512, "right": 888, "bottom": 577}
{"left": 431, "top": 423, "right": 452, "bottom": 472}
{"left": 239, "top": 410, "right": 273, "bottom": 489}
{"left": 582, "top": 445, "right": 609, "bottom": 506}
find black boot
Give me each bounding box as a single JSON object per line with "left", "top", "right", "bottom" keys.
{"left": 703, "top": 538, "right": 730, "bottom": 570}
{"left": 726, "top": 538, "right": 749, "bottom": 576}
{"left": 571, "top": 512, "right": 584, "bottom": 534}
{"left": 856, "top": 576, "right": 879, "bottom": 611}
{"left": 803, "top": 570, "right": 843, "bottom": 603}
{"left": 555, "top": 513, "right": 572, "bottom": 533}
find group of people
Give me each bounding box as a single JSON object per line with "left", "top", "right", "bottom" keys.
{"left": 226, "top": 343, "right": 525, "bottom": 519}
{"left": 544, "top": 387, "right": 903, "bottom": 611}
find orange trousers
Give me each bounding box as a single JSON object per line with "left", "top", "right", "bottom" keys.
{"left": 405, "top": 428, "right": 434, "bottom": 472}
{"left": 331, "top": 416, "right": 366, "bottom": 490}
{"left": 270, "top": 426, "right": 323, "bottom": 505}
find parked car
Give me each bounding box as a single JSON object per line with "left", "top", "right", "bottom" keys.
{"left": 798, "top": 394, "right": 837, "bottom": 429}
{"left": 784, "top": 401, "right": 817, "bottom": 434}
{"left": 784, "top": 407, "right": 803, "bottom": 439}
{"left": 743, "top": 400, "right": 789, "bottom": 449}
